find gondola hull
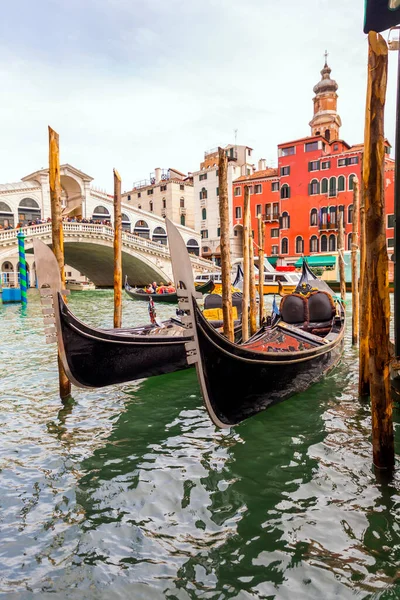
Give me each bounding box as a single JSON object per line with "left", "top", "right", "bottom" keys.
{"left": 193, "top": 303, "right": 344, "bottom": 426}
{"left": 57, "top": 295, "right": 191, "bottom": 387}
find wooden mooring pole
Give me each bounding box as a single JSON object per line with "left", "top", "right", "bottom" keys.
{"left": 48, "top": 126, "right": 71, "bottom": 400}
{"left": 113, "top": 168, "right": 122, "bottom": 329}
{"left": 352, "top": 176, "right": 360, "bottom": 345}
{"left": 359, "top": 163, "right": 370, "bottom": 395}
{"left": 249, "top": 232, "right": 257, "bottom": 336}
{"left": 242, "top": 185, "right": 250, "bottom": 342}
{"left": 338, "top": 213, "right": 346, "bottom": 302}
{"left": 218, "top": 148, "right": 234, "bottom": 342}
{"left": 258, "top": 214, "right": 265, "bottom": 326}
{"left": 363, "top": 31, "right": 394, "bottom": 471}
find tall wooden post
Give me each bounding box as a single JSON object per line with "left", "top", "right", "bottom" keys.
{"left": 359, "top": 161, "right": 370, "bottom": 395}
{"left": 338, "top": 213, "right": 346, "bottom": 302}
{"left": 352, "top": 176, "right": 360, "bottom": 345}
{"left": 363, "top": 31, "right": 394, "bottom": 471}
{"left": 258, "top": 215, "right": 265, "bottom": 325}
{"left": 48, "top": 126, "right": 71, "bottom": 400}
{"left": 249, "top": 233, "right": 257, "bottom": 336}
{"left": 242, "top": 185, "right": 250, "bottom": 342}
{"left": 113, "top": 168, "right": 122, "bottom": 329}
{"left": 218, "top": 148, "right": 234, "bottom": 342}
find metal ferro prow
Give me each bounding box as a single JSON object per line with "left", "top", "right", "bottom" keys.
{"left": 33, "top": 239, "right": 69, "bottom": 345}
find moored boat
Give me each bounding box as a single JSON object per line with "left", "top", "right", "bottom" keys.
{"left": 165, "top": 218, "right": 346, "bottom": 428}
{"left": 65, "top": 279, "right": 96, "bottom": 291}
{"left": 125, "top": 277, "right": 214, "bottom": 303}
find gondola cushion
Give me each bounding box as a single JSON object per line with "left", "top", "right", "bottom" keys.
{"left": 280, "top": 293, "right": 308, "bottom": 324}
{"left": 308, "top": 291, "right": 335, "bottom": 322}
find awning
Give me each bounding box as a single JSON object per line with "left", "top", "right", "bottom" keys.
{"left": 294, "top": 255, "right": 336, "bottom": 268}
{"left": 266, "top": 256, "right": 278, "bottom": 266}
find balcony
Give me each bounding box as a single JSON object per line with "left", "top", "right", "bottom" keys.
{"left": 262, "top": 213, "right": 279, "bottom": 222}
{"left": 319, "top": 222, "right": 338, "bottom": 231}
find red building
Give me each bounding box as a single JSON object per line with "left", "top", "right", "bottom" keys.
{"left": 232, "top": 59, "right": 395, "bottom": 267}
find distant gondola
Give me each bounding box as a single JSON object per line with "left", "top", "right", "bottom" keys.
{"left": 165, "top": 218, "right": 346, "bottom": 428}
{"left": 124, "top": 277, "right": 214, "bottom": 303}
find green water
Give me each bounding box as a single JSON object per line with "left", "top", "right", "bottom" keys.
{"left": 1, "top": 290, "right": 400, "bottom": 599}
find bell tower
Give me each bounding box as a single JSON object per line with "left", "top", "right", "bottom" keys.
{"left": 309, "top": 52, "right": 342, "bottom": 142}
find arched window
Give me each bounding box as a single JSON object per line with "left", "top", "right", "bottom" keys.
{"left": 321, "top": 178, "right": 328, "bottom": 194}
{"left": 121, "top": 213, "right": 131, "bottom": 232}
{"left": 181, "top": 214, "right": 186, "bottom": 226}
{"left": 329, "top": 206, "right": 337, "bottom": 225}
{"left": 349, "top": 174, "right": 356, "bottom": 190}
{"left": 329, "top": 234, "right": 336, "bottom": 251}
{"left": 199, "top": 187, "right": 207, "bottom": 200}
{"left": 92, "top": 205, "right": 111, "bottom": 223}
{"left": 348, "top": 204, "right": 353, "bottom": 224}
{"left": 296, "top": 236, "right": 304, "bottom": 254}
{"left": 18, "top": 198, "right": 41, "bottom": 226}
{"left": 281, "top": 211, "right": 289, "bottom": 228}
{"left": 281, "top": 184, "right": 290, "bottom": 199}
{"left": 281, "top": 237, "right": 288, "bottom": 254}
{"left": 329, "top": 177, "right": 336, "bottom": 197}
{"left": 0, "top": 201, "right": 14, "bottom": 228}
{"left": 309, "top": 179, "right": 320, "bottom": 195}
{"left": 321, "top": 234, "right": 328, "bottom": 252}
{"left": 310, "top": 208, "right": 318, "bottom": 226}
{"left": 310, "top": 235, "right": 319, "bottom": 253}
{"left": 202, "top": 208, "right": 207, "bottom": 220}
{"left": 186, "top": 238, "right": 199, "bottom": 256}
{"left": 180, "top": 197, "right": 185, "bottom": 208}
{"left": 134, "top": 219, "right": 150, "bottom": 239}
{"left": 152, "top": 226, "right": 167, "bottom": 245}
{"left": 162, "top": 198, "right": 166, "bottom": 209}
{"left": 321, "top": 207, "right": 328, "bottom": 225}
{"left": 338, "top": 175, "right": 345, "bottom": 192}
{"left": 325, "top": 129, "right": 331, "bottom": 142}
{"left": 348, "top": 233, "right": 352, "bottom": 251}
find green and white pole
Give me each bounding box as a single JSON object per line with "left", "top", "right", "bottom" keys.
{"left": 17, "top": 231, "right": 28, "bottom": 305}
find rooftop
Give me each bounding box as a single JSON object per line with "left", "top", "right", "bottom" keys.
{"left": 234, "top": 168, "right": 278, "bottom": 183}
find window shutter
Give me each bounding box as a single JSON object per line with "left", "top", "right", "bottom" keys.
{"left": 317, "top": 182, "right": 320, "bottom": 194}
{"left": 287, "top": 187, "right": 290, "bottom": 198}
{"left": 308, "top": 183, "right": 312, "bottom": 196}
{"left": 288, "top": 215, "right": 290, "bottom": 229}
{"left": 279, "top": 216, "right": 283, "bottom": 228}
{"left": 308, "top": 162, "right": 312, "bottom": 172}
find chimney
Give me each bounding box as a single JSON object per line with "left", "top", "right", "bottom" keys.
{"left": 258, "top": 159, "right": 266, "bottom": 171}
{"left": 154, "top": 168, "right": 161, "bottom": 184}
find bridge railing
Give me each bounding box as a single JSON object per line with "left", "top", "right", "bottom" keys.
{"left": 0, "top": 223, "right": 218, "bottom": 270}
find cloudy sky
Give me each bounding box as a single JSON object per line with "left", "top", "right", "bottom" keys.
{"left": 0, "top": 0, "right": 398, "bottom": 191}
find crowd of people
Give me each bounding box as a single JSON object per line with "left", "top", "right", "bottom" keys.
{"left": 145, "top": 281, "right": 176, "bottom": 294}
{"left": 0, "top": 216, "right": 113, "bottom": 231}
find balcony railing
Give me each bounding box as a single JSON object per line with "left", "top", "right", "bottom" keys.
{"left": 319, "top": 222, "right": 338, "bottom": 231}
{"left": 262, "top": 213, "right": 279, "bottom": 222}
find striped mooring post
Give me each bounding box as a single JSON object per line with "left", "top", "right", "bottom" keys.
{"left": 17, "top": 231, "right": 28, "bottom": 305}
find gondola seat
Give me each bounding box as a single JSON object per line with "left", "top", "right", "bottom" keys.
{"left": 204, "top": 292, "right": 243, "bottom": 315}
{"left": 306, "top": 291, "right": 336, "bottom": 335}
{"left": 280, "top": 293, "right": 308, "bottom": 325}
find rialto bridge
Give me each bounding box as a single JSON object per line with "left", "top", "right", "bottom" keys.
{"left": 0, "top": 164, "right": 215, "bottom": 286}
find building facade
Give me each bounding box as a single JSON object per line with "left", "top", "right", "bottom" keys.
{"left": 232, "top": 59, "right": 395, "bottom": 266}
{"left": 193, "top": 145, "right": 256, "bottom": 263}
{"left": 122, "top": 168, "right": 195, "bottom": 230}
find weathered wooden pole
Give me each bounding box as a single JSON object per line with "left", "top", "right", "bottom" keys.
{"left": 338, "top": 213, "right": 346, "bottom": 302}
{"left": 113, "top": 168, "right": 122, "bottom": 329}
{"left": 242, "top": 185, "right": 250, "bottom": 342}
{"left": 218, "top": 148, "right": 234, "bottom": 342}
{"left": 249, "top": 233, "right": 257, "bottom": 336}
{"left": 352, "top": 176, "right": 360, "bottom": 345}
{"left": 258, "top": 214, "right": 265, "bottom": 325}
{"left": 359, "top": 161, "right": 370, "bottom": 395}
{"left": 363, "top": 31, "right": 394, "bottom": 471}
{"left": 48, "top": 126, "right": 71, "bottom": 400}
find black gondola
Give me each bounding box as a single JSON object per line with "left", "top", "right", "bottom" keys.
{"left": 165, "top": 218, "right": 346, "bottom": 428}
{"left": 32, "top": 240, "right": 239, "bottom": 389}
{"left": 125, "top": 277, "right": 214, "bottom": 303}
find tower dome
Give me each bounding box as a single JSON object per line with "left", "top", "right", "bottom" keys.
{"left": 309, "top": 52, "right": 341, "bottom": 142}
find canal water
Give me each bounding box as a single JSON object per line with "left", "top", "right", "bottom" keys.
{"left": 1, "top": 290, "right": 400, "bottom": 599}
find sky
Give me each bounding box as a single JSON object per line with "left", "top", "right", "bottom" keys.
{"left": 0, "top": 0, "right": 398, "bottom": 191}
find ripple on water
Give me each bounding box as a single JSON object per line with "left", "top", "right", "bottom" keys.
{"left": 0, "top": 291, "right": 400, "bottom": 599}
